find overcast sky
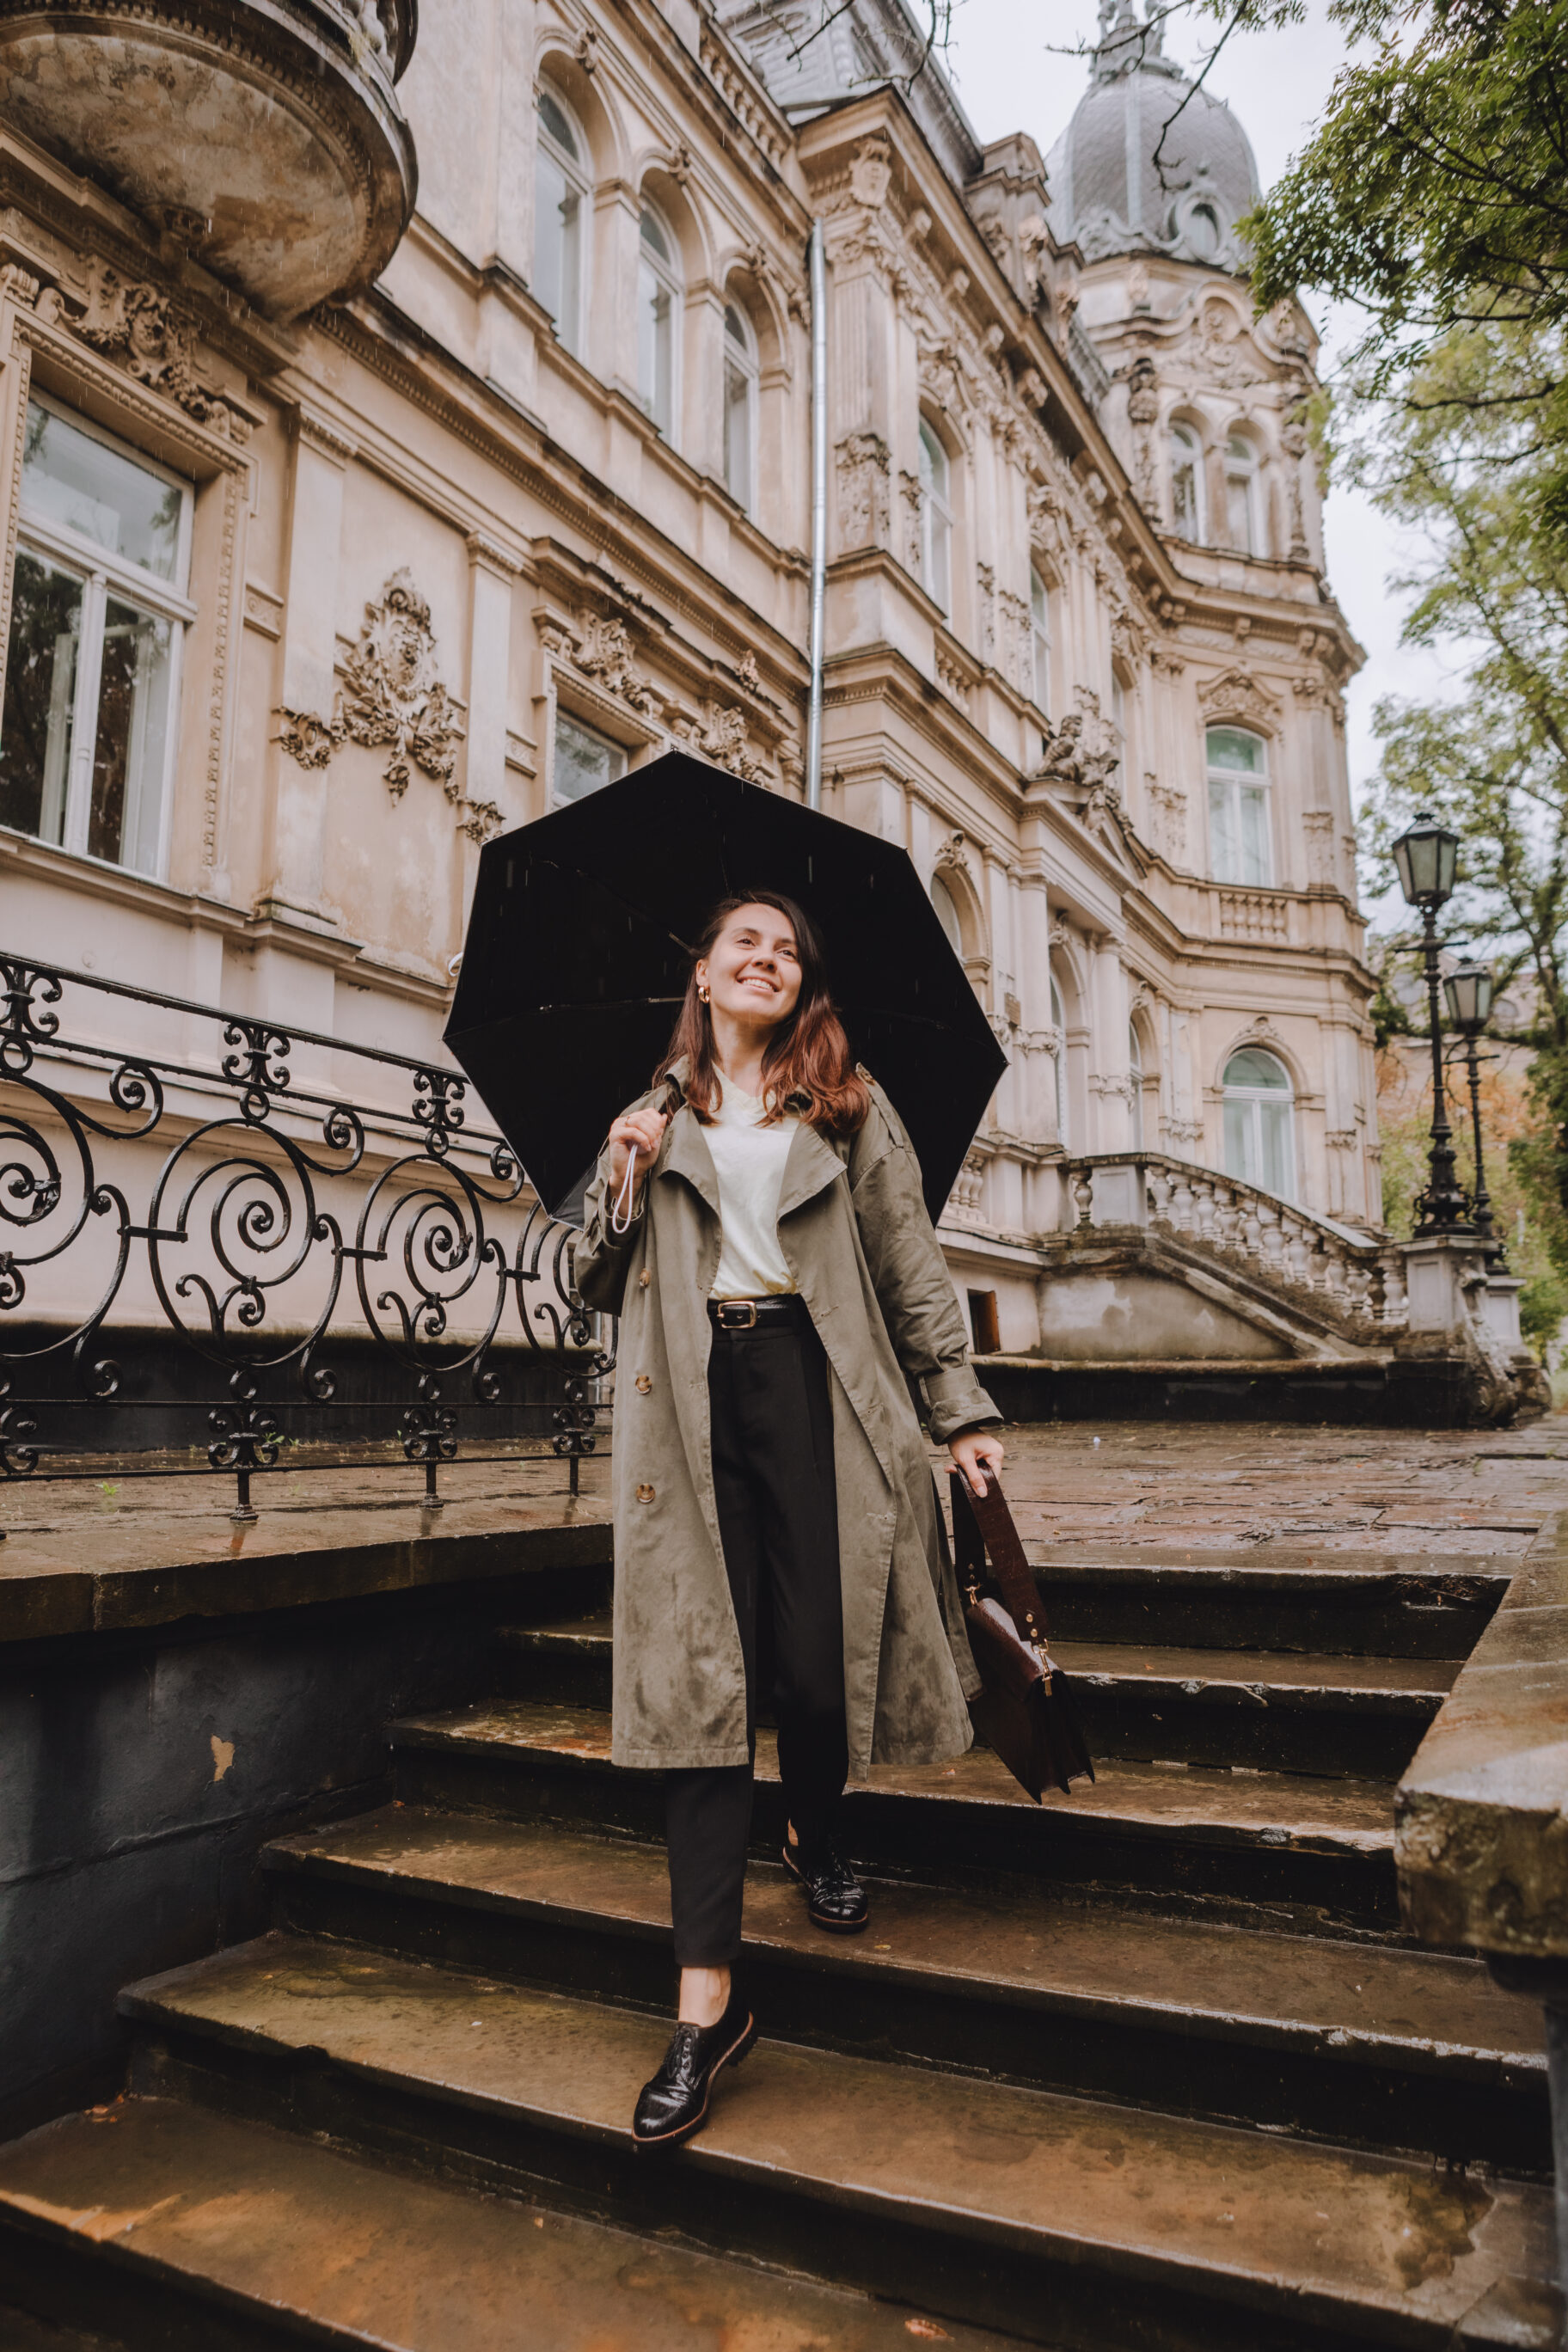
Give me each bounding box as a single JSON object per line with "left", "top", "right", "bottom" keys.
{"left": 940, "top": 0, "right": 1455, "bottom": 827}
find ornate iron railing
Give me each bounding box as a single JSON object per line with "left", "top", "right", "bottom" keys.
{"left": 0, "top": 949, "right": 613, "bottom": 1522}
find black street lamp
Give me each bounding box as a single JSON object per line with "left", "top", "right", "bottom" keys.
{"left": 1443, "top": 961, "right": 1504, "bottom": 1259}
{"left": 1391, "top": 811, "right": 1472, "bottom": 1233}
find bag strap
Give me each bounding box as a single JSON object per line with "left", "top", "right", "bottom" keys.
{"left": 949, "top": 1469, "right": 1050, "bottom": 1651}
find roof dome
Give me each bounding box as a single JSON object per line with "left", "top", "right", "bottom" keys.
{"left": 1045, "top": 0, "right": 1260, "bottom": 271}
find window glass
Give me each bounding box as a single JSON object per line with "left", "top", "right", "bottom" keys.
{"left": 1206, "top": 726, "right": 1271, "bottom": 885}
{"left": 0, "top": 403, "right": 189, "bottom": 877}
{"left": 1171, "top": 424, "right": 1204, "bottom": 542}
{"left": 1225, "top": 435, "right": 1259, "bottom": 555}
{"left": 917, "top": 420, "right": 951, "bottom": 613}
{"left": 554, "top": 710, "right": 627, "bottom": 805}
{"left": 535, "top": 87, "right": 586, "bottom": 355}
{"left": 0, "top": 550, "right": 82, "bottom": 846}
{"left": 722, "top": 302, "right": 756, "bottom": 516}
{"left": 1222, "top": 1049, "right": 1294, "bottom": 1198}
{"left": 930, "top": 873, "right": 963, "bottom": 954}
{"left": 637, "top": 205, "right": 680, "bottom": 438}
{"left": 21, "top": 403, "right": 181, "bottom": 580}
{"left": 1029, "top": 567, "right": 1050, "bottom": 713}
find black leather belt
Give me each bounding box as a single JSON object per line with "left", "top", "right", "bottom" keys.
{"left": 708, "top": 1295, "right": 806, "bottom": 1331}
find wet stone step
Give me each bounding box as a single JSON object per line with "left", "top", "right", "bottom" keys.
{"left": 113, "top": 1935, "right": 1559, "bottom": 2352}
{"left": 0, "top": 2097, "right": 1018, "bottom": 2352}
{"left": 391, "top": 1699, "right": 1401, "bottom": 1932}
{"left": 1026, "top": 1552, "right": 1510, "bottom": 1660}
{"left": 499, "top": 1618, "right": 1455, "bottom": 1779}
{"left": 264, "top": 1804, "right": 1550, "bottom": 2170}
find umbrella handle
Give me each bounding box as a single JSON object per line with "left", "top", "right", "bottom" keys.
{"left": 610, "top": 1143, "right": 639, "bottom": 1235}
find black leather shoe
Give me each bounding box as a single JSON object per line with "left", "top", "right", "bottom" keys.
{"left": 631, "top": 1989, "right": 757, "bottom": 2150}
{"left": 781, "top": 1839, "right": 869, "bottom": 1933}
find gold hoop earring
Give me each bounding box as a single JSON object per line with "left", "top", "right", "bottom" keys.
{"left": 698, "top": 986, "right": 710, "bottom": 1004}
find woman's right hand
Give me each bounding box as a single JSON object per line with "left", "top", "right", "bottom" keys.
{"left": 607, "top": 1106, "right": 669, "bottom": 1203}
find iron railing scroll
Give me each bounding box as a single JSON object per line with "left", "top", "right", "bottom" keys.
{"left": 0, "top": 949, "right": 615, "bottom": 1524}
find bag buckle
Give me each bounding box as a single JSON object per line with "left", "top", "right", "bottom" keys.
{"left": 716, "top": 1300, "right": 758, "bottom": 1330}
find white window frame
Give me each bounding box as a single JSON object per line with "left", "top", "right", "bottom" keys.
{"left": 917, "top": 418, "right": 952, "bottom": 613}
{"left": 1224, "top": 432, "right": 1263, "bottom": 556}
{"left": 637, "top": 200, "right": 683, "bottom": 444}
{"left": 551, "top": 706, "right": 628, "bottom": 807}
{"left": 722, "top": 297, "right": 759, "bottom": 517}
{"left": 4, "top": 393, "right": 194, "bottom": 879}
{"left": 1222, "top": 1049, "right": 1295, "bottom": 1201}
{"left": 1029, "top": 565, "right": 1051, "bottom": 715}
{"left": 1170, "top": 421, "right": 1206, "bottom": 543}
{"left": 1206, "top": 725, "right": 1272, "bottom": 887}
{"left": 535, "top": 83, "right": 591, "bottom": 358}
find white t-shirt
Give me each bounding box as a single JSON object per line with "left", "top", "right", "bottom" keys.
{"left": 706, "top": 1081, "right": 799, "bottom": 1299}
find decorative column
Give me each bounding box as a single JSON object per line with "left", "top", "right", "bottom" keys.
{"left": 265, "top": 406, "right": 353, "bottom": 926}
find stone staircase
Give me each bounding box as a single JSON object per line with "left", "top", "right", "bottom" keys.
{"left": 0, "top": 1534, "right": 1559, "bottom": 2350}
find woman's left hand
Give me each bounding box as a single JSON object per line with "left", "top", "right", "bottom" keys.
{"left": 949, "top": 1429, "right": 1005, "bottom": 1498}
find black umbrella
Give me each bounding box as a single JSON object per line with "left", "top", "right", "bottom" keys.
{"left": 444, "top": 752, "right": 1008, "bottom": 1223}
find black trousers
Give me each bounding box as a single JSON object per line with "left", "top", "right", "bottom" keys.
{"left": 665, "top": 1302, "right": 848, "bottom": 1969}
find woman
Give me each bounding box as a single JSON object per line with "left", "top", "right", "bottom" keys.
{"left": 574, "top": 891, "right": 1003, "bottom": 2150}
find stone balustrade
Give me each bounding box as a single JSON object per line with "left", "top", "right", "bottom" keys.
{"left": 1058, "top": 1151, "right": 1408, "bottom": 1337}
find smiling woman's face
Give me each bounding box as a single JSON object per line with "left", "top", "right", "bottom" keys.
{"left": 696, "top": 903, "right": 802, "bottom": 1033}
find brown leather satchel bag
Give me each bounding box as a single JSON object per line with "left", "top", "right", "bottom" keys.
{"left": 950, "top": 1468, "right": 1095, "bottom": 1803}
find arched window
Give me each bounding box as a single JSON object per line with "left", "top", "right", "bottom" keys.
{"left": 918, "top": 419, "right": 952, "bottom": 612}
{"left": 722, "top": 301, "right": 758, "bottom": 517}
{"left": 1225, "top": 433, "right": 1262, "bottom": 555}
{"left": 1128, "top": 1020, "right": 1144, "bottom": 1150}
{"left": 1206, "top": 726, "right": 1271, "bottom": 885}
{"left": 1222, "top": 1048, "right": 1294, "bottom": 1198}
{"left": 930, "top": 871, "right": 964, "bottom": 956}
{"left": 1029, "top": 566, "right": 1051, "bottom": 714}
{"left": 637, "top": 203, "right": 681, "bottom": 440}
{"left": 1050, "top": 971, "right": 1068, "bottom": 1148}
{"left": 1187, "top": 200, "right": 1221, "bottom": 260}
{"left": 535, "top": 86, "right": 589, "bottom": 357}
{"left": 1171, "top": 423, "right": 1205, "bottom": 542}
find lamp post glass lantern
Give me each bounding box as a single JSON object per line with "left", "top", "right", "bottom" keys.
{"left": 1391, "top": 811, "right": 1471, "bottom": 1234}
{"left": 1443, "top": 961, "right": 1501, "bottom": 1255}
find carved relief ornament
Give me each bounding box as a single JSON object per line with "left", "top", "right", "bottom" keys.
{"left": 545, "top": 605, "right": 768, "bottom": 782}
{"left": 4, "top": 254, "right": 250, "bottom": 440}
{"left": 277, "top": 572, "right": 496, "bottom": 838}
{"left": 1196, "top": 666, "right": 1283, "bottom": 735}
{"left": 835, "top": 432, "right": 890, "bottom": 550}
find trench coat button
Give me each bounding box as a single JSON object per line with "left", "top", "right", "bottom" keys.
{"left": 635, "top": 1374, "right": 652, "bottom": 1394}
{"left": 636, "top": 1482, "right": 656, "bottom": 1504}
{"left": 638, "top": 1269, "right": 652, "bottom": 1289}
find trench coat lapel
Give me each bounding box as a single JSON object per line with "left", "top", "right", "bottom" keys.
{"left": 658, "top": 1102, "right": 721, "bottom": 1219}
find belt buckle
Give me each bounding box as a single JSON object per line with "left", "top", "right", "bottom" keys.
{"left": 719, "top": 1300, "right": 758, "bottom": 1329}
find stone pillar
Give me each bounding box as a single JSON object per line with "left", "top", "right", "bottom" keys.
{"left": 264, "top": 407, "right": 353, "bottom": 924}
{"left": 1090, "top": 934, "right": 1132, "bottom": 1152}
{"left": 1402, "top": 1234, "right": 1490, "bottom": 1336}
{"left": 454, "top": 532, "right": 519, "bottom": 946}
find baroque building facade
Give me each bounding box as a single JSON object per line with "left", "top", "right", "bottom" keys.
{"left": 0, "top": 0, "right": 1377, "bottom": 1353}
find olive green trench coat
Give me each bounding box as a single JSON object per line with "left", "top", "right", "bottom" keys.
{"left": 573, "top": 1063, "right": 1001, "bottom": 1779}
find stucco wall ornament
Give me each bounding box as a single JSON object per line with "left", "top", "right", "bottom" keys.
{"left": 1033, "top": 689, "right": 1122, "bottom": 799}
{"left": 898, "top": 471, "right": 923, "bottom": 573}
{"left": 835, "top": 432, "right": 890, "bottom": 549}
{"left": 28, "top": 256, "right": 249, "bottom": 439}
{"left": 848, "top": 131, "right": 893, "bottom": 209}
{"left": 336, "top": 573, "right": 465, "bottom": 799}
{"left": 277, "top": 571, "right": 469, "bottom": 810}
{"left": 1197, "top": 666, "right": 1283, "bottom": 734}
{"left": 1148, "top": 781, "right": 1187, "bottom": 866}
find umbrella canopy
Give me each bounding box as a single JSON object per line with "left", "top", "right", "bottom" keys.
{"left": 444, "top": 752, "right": 1008, "bottom": 1223}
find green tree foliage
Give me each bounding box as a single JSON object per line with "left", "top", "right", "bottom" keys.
{"left": 1243, "top": 0, "right": 1568, "bottom": 548}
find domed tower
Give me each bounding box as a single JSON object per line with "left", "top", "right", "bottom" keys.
{"left": 1046, "top": 0, "right": 1324, "bottom": 576}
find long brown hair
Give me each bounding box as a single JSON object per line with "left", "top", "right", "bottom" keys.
{"left": 657, "top": 890, "right": 870, "bottom": 1136}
